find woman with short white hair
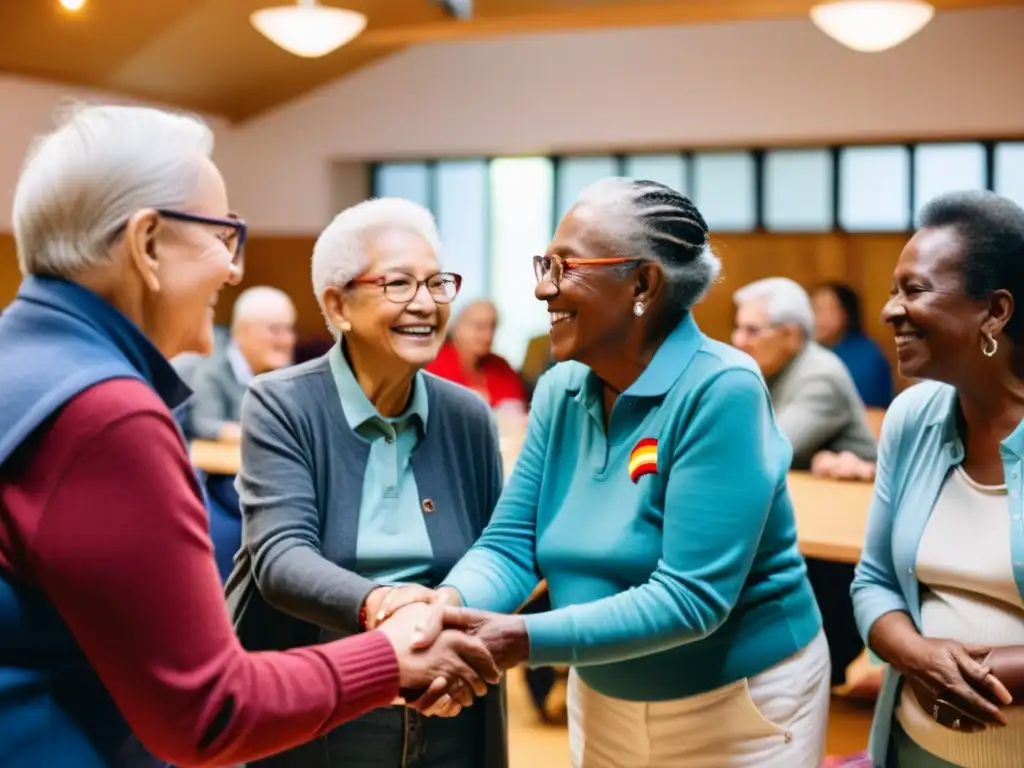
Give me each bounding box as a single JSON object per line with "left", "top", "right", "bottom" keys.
{"left": 0, "top": 105, "right": 498, "bottom": 767}
{"left": 226, "top": 197, "right": 509, "bottom": 767}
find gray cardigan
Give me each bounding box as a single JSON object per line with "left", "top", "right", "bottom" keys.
{"left": 224, "top": 355, "right": 508, "bottom": 767}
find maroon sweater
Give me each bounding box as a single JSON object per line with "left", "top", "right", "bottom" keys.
{"left": 0, "top": 378, "right": 399, "bottom": 767}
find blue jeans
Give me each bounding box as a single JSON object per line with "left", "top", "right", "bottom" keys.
{"left": 323, "top": 704, "right": 484, "bottom": 768}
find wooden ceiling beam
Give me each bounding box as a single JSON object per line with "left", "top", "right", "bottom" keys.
{"left": 355, "top": 0, "right": 1024, "bottom": 47}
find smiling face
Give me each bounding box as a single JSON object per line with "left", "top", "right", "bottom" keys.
{"left": 127, "top": 158, "right": 243, "bottom": 357}
{"left": 883, "top": 225, "right": 991, "bottom": 382}
{"left": 326, "top": 227, "right": 451, "bottom": 371}
{"left": 537, "top": 204, "right": 646, "bottom": 368}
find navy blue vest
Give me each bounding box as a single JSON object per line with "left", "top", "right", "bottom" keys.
{"left": 0, "top": 275, "right": 190, "bottom": 767}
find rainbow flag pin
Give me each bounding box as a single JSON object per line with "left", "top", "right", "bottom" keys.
{"left": 628, "top": 437, "right": 658, "bottom": 483}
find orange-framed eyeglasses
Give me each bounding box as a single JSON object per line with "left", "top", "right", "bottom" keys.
{"left": 532, "top": 254, "right": 641, "bottom": 287}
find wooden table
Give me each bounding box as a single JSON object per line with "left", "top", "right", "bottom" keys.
{"left": 190, "top": 439, "right": 241, "bottom": 476}
{"left": 190, "top": 439, "right": 873, "bottom": 565}
{"left": 787, "top": 471, "right": 873, "bottom": 564}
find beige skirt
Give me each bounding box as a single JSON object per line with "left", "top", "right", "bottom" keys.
{"left": 567, "top": 630, "right": 831, "bottom": 768}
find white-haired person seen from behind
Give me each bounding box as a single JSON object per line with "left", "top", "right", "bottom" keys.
{"left": 185, "top": 285, "right": 297, "bottom": 443}
{"left": 732, "top": 277, "right": 878, "bottom": 481}
{"left": 224, "top": 197, "right": 509, "bottom": 768}
{"left": 0, "top": 104, "right": 499, "bottom": 767}
{"left": 379, "top": 178, "right": 831, "bottom": 767}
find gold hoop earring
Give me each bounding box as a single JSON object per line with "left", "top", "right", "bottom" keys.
{"left": 982, "top": 332, "right": 998, "bottom": 358}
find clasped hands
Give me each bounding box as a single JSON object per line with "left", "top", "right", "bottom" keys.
{"left": 901, "top": 638, "right": 1015, "bottom": 733}
{"left": 366, "top": 585, "right": 529, "bottom": 718}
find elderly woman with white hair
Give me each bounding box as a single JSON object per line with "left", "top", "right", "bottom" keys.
{"left": 379, "top": 179, "right": 831, "bottom": 767}
{"left": 0, "top": 105, "right": 499, "bottom": 767}
{"left": 224, "top": 197, "right": 508, "bottom": 768}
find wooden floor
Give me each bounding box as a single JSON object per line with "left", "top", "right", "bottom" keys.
{"left": 505, "top": 666, "right": 874, "bottom": 766}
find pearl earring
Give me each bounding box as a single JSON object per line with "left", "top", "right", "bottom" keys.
{"left": 633, "top": 301, "right": 645, "bottom": 317}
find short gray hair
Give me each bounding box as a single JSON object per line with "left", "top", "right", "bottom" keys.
{"left": 311, "top": 197, "right": 441, "bottom": 321}
{"left": 12, "top": 103, "right": 214, "bottom": 278}
{"left": 231, "top": 286, "right": 295, "bottom": 329}
{"left": 572, "top": 177, "right": 721, "bottom": 315}
{"left": 733, "top": 277, "right": 815, "bottom": 338}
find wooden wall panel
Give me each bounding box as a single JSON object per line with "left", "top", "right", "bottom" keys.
{"left": 0, "top": 231, "right": 909, "bottom": 382}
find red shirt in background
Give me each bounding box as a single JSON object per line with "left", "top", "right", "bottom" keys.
{"left": 0, "top": 378, "right": 399, "bottom": 766}
{"left": 426, "top": 342, "right": 527, "bottom": 409}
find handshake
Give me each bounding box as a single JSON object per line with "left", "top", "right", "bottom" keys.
{"left": 365, "top": 585, "right": 529, "bottom": 717}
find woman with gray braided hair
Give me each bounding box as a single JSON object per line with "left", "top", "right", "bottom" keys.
{"left": 379, "top": 178, "right": 830, "bottom": 766}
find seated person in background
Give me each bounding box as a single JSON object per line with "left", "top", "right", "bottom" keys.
{"left": 225, "top": 198, "right": 508, "bottom": 768}
{"left": 733, "top": 277, "right": 875, "bottom": 689}
{"left": 186, "top": 285, "right": 296, "bottom": 442}
{"left": 812, "top": 281, "right": 893, "bottom": 408}
{"left": 426, "top": 298, "right": 526, "bottom": 412}
{"left": 732, "top": 277, "right": 877, "bottom": 478}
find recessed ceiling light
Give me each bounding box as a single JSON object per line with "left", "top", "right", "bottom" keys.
{"left": 59, "top": 0, "right": 87, "bottom": 11}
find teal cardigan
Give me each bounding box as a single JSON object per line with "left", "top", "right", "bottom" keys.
{"left": 851, "top": 380, "right": 1024, "bottom": 767}
{"left": 444, "top": 313, "right": 822, "bottom": 701}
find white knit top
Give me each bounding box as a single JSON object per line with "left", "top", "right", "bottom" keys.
{"left": 897, "top": 466, "right": 1024, "bottom": 768}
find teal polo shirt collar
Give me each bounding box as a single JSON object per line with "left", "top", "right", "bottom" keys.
{"left": 569, "top": 312, "right": 704, "bottom": 412}
{"left": 328, "top": 342, "right": 429, "bottom": 431}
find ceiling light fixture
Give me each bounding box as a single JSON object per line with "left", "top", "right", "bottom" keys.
{"left": 59, "top": 0, "right": 87, "bottom": 11}
{"left": 250, "top": 0, "right": 368, "bottom": 59}
{"left": 810, "top": 0, "right": 935, "bottom": 52}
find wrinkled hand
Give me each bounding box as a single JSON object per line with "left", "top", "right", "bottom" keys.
{"left": 810, "top": 450, "right": 875, "bottom": 481}
{"left": 376, "top": 603, "right": 500, "bottom": 714}
{"left": 440, "top": 607, "right": 530, "bottom": 672}
{"left": 902, "top": 638, "right": 1012, "bottom": 731}
{"left": 371, "top": 585, "right": 463, "bottom": 629}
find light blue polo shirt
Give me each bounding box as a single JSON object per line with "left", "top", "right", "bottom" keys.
{"left": 328, "top": 343, "right": 433, "bottom": 585}
{"left": 444, "top": 313, "right": 821, "bottom": 701}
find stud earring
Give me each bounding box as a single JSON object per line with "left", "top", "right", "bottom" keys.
{"left": 338, "top": 319, "right": 352, "bottom": 333}
{"left": 633, "top": 301, "right": 645, "bottom": 317}
{"left": 982, "top": 331, "right": 998, "bottom": 358}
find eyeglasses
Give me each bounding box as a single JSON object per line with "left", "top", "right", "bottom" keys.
{"left": 532, "top": 254, "right": 641, "bottom": 287}
{"left": 157, "top": 209, "right": 247, "bottom": 270}
{"left": 348, "top": 271, "right": 463, "bottom": 304}
{"left": 109, "top": 208, "right": 247, "bottom": 271}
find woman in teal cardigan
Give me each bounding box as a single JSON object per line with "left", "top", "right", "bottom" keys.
{"left": 384, "top": 178, "right": 829, "bottom": 767}
{"left": 851, "top": 190, "right": 1024, "bottom": 767}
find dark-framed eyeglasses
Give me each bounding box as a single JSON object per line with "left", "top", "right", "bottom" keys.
{"left": 156, "top": 209, "right": 247, "bottom": 270}
{"left": 348, "top": 271, "right": 463, "bottom": 304}
{"left": 532, "top": 254, "right": 641, "bottom": 286}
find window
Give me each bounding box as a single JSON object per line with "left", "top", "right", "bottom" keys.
{"left": 624, "top": 153, "right": 688, "bottom": 194}
{"left": 435, "top": 160, "right": 489, "bottom": 303}
{"left": 555, "top": 156, "right": 620, "bottom": 222}
{"left": 692, "top": 152, "right": 756, "bottom": 231}
{"left": 763, "top": 149, "right": 833, "bottom": 231}
{"left": 839, "top": 146, "right": 911, "bottom": 231}
{"left": 489, "top": 158, "right": 555, "bottom": 368}
{"left": 995, "top": 142, "right": 1024, "bottom": 209}
{"left": 372, "top": 162, "right": 431, "bottom": 208}
{"left": 913, "top": 143, "right": 986, "bottom": 222}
